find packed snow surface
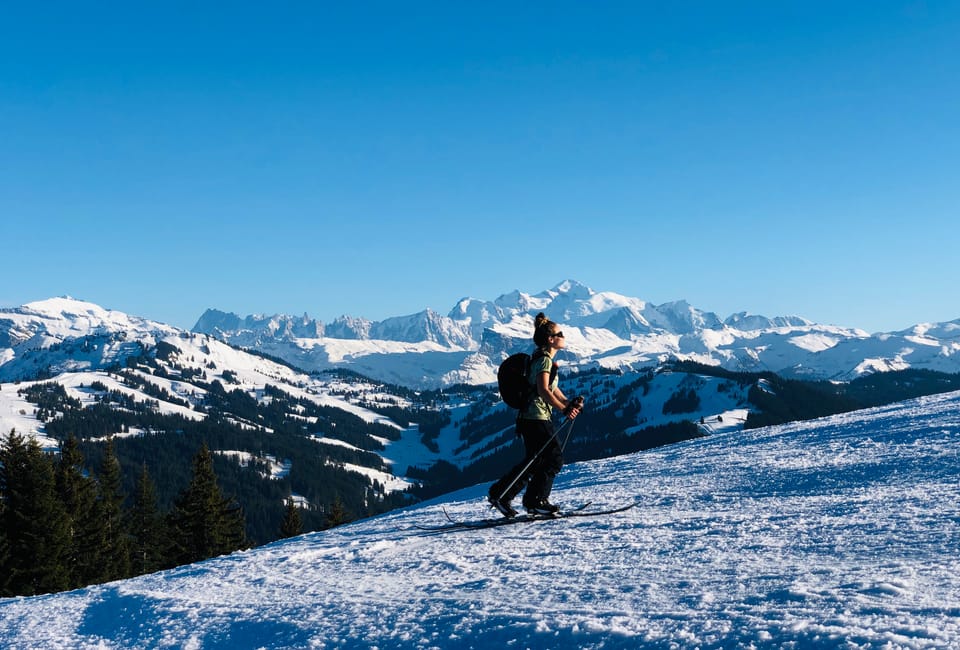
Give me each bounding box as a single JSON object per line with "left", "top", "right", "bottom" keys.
{"left": 2, "top": 391, "right": 959, "bottom": 649}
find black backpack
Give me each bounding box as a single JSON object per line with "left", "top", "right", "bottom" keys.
{"left": 497, "top": 350, "right": 552, "bottom": 409}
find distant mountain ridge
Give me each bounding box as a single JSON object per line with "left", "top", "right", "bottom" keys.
{"left": 189, "top": 280, "right": 960, "bottom": 388}
{"left": 3, "top": 283, "right": 959, "bottom": 389}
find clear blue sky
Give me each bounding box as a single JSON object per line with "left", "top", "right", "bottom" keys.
{"left": 2, "top": 2, "right": 958, "bottom": 333}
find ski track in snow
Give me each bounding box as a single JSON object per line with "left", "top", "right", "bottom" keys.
{"left": 1, "top": 393, "right": 959, "bottom": 649}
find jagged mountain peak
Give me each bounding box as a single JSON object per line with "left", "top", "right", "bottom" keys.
{"left": 192, "top": 308, "right": 242, "bottom": 333}
{"left": 371, "top": 308, "right": 473, "bottom": 346}
{"left": 652, "top": 299, "right": 723, "bottom": 333}
{"left": 549, "top": 279, "right": 595, "bottom": 300}
{"left": 724, "top": 311, "right": 814, "bottom": 331}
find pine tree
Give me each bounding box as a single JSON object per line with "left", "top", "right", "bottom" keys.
{"left": 98, "top": 438, "right": 131, "bottom": 581}
{"left": 166, "top": 444, "right": 247, "bottom": 567}
{"left": 55, "top": 435, "right": 103, "bottom": 589}
{"left": 128, "top": 463, "right": 165, "bottom": 576}
{"left": 325, "top": 495, "right": 352, "bottom": 529}
{"left": 280, "top": 496, "right": 303, "bottom": 538}
{"left": 0, "top": 431, "right": 70, "bottom": 596}
{"left": 0, "top": 472, "right": 8, "bottom": 596}
{"left": 220, "top": 499, "right": 247, "bottom": 554}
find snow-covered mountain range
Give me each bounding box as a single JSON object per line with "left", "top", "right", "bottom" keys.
{"left": 0, "top": 299, "right": 423, "bottom": 479}
{"left": 4, "top": 283, "right": 959, "bottom": 391}
{"left": 0, "top": 294, "right": 751, "bottom": 482}
{"left": 2, "top": 388, "right": 957, "bottom": 648}
{"left": 191, "top": 280, "right": 960, "bottom": 388}
{"left": 3, "top": 286, "right": 959, "bottom": 529}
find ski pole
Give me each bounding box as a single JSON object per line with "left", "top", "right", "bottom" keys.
{"left": 559, "top": 416, "right": 576, "bottom": 452}
{"left": 559, "top": 395, "right": 584, "bottom": 452}
{"left": 495, "top": 417, "right": 574, "bottom": 502}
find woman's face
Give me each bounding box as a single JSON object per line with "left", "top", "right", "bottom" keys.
{"left": 547, "top": 328, "right": 566, "bottom": 350}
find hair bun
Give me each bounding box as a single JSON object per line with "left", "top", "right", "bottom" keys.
{"left": 533, "top": 312, "right": 554, "bottom": 346}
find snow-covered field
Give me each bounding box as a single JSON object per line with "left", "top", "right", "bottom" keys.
{"left": 1, "top": 391, "right": 958, "bottom": 649}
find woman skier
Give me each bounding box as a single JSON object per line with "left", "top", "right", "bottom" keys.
{"left": 488, "top": 312, "right": 583, "bottom": 516}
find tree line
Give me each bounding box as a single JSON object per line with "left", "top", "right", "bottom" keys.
{"left": 0, "top": 430, "right": 248, "bottom": 597}
{"left": 17, "top": 375, "right": 408, "bottom": 545}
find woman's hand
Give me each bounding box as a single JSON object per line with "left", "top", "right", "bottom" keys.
{"left": 563, "top": 396, "right": 584, "bottom": 419}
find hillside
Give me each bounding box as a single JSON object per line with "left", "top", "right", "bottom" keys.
{"left": 4, "top": 295, "right": 960, "bottom": 549}
{"left": 0, "top": 326, "right": 431, "bottom": 542}
{"left": 1, "top": 390, "right": 957, "bottom": 648}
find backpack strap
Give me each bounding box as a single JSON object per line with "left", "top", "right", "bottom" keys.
{"left": 527, "top": 348, "right": 558, "bottom": 393}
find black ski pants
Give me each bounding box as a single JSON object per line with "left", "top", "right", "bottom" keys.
{"left": 490, "top": 418, "right": 563, "bottom": 507}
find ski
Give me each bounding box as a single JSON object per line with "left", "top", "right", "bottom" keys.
{"left": 447, "top": 501, "right": 592, "bottom": 528}
{"left": 413, "top": 499, "right": 639, "bottom": 532}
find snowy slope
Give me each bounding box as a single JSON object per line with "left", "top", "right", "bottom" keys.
{"left": 0, "top": 383, "right": 56, "bottom": 449}
{"left": 2, "top": 391, "right": 957, "bottom": 649}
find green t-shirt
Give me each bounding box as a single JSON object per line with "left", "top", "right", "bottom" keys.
{"left": 520, "top": 352, "right": 558, "bottom": 421}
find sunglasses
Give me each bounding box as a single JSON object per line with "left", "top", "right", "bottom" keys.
{"left": 550, "top": 331, "right": 564, "bottom": 339}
